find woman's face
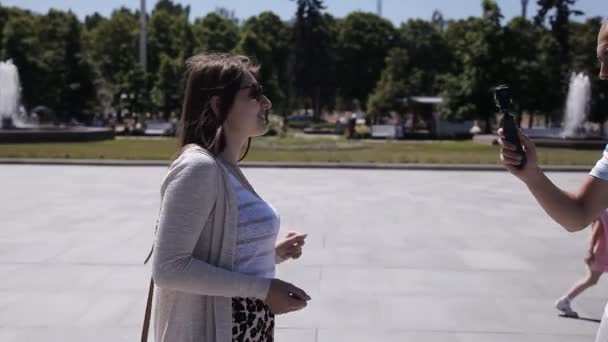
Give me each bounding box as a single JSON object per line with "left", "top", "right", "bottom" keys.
{"left": 223, "top": 71, "right": 272, "bottom": 138}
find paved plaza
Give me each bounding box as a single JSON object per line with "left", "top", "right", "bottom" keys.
{"left": 1, "top": 164, "right": 607, "bottom": 341}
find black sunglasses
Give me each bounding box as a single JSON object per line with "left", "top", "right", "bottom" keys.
{"left": 241, "top": 83, "right": 264, "bottom": 102}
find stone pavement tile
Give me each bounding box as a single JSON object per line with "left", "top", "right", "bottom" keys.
{"left": 377, "top": 295, "right": 516, "bottom": 332}
{"left": 88, "top": 265, "right": 149, "bottom": 293}
{"left": 74, "top": 293, "right": 140, "bottom": 326}
{"left": 0, "top": 291, "right": 24, "bottom": 316}
{"left": 318, "top": 329, "right": 460, "bottom": 342}
{"left": 49, "top": 231, "right": 152, "bottom": 265}
{"left": 526, "top": 255, "right": 589, "bottom": 272}
{"left": 574, "top": 296, "right": 608, "bottom": 318}
{"left": 455, "top": 332, "right": 593, "bottom": 342}
{"left": 323, "top": 230, "right": 471, "bottom": 251}
{"left": 494, "top": 297, "right": 601, "bottom": 335}
{"left": 0, "top": 327, "right": 138, "bottom": 342}
{"left": 120, "top": 294, "right": 149, "bottom": 327}
{"left": 317, "top": 330, "right": 594, "bottom": 342}
{"left": 275, "top": 328, "right": 317, "bottom": 342}
{"left": 319, "top": 267, "right": 543, "bottom": 298}
{"left": 0, "top": 241, "right": 70, "bottom": 263}
{"left": 0, "top": 264, "right": 111, "bottom": 292}
{"left": 0, "top": 264, "right": 20, "bottom": 279}
{"left": 275, "top": 294, "right": 381, "bottom": 329}
{"left": 0, "top": 330, "right": 21, "bottom": 342}
{"left": 2, "top": 327, "right": 316, "bottom": 342}
{"left": 0, "top": 292, "right": 93, "bottom": 327}
{"left": 527, "top": 270, "right": 608, "bottom": 303}
{"left": 457, "top": 249, "right": 536, "bottom": 271}
{"left": 298, "top": 246, "right": 470, "bottom": 270}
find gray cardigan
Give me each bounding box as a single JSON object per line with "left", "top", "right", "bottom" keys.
{"left": 152, "top": 145, "right": 271, "bottom": 342}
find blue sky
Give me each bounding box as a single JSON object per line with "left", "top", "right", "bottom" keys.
{"left": 1, "top": 0, "right": 604, "bottom": 25}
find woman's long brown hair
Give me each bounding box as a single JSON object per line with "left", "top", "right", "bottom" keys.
{"left": 176, "top": 53, "right": 259, "bottom": 160}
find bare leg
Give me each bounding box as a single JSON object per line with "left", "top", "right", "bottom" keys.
{"left": 563, "top": 270, "right": 602, "bottom": 301}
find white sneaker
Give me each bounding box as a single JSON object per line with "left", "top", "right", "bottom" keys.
{"left": 555, "top": 297, "right": 578, "bottom": 317}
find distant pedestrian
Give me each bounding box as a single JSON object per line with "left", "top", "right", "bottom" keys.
{"left": 555, "top": 210, "right": 608, "bottom": 317}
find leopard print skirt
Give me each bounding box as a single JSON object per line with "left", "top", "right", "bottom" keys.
{"left": 232, "top": 297, "right": 275, "bottom": 342}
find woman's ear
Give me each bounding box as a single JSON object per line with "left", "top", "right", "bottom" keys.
{"left": 210, "top": 95, "right": 221, "bottom": 117}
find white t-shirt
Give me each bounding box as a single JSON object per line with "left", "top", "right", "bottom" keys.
{"left": 590, "top": 145, "right": 608, "bottom": 181}
{"left": 220, "top": 164, "right": 279, "bottom": 279}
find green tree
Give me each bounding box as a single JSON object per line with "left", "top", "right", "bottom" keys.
{"left": 84, "top": 12, "right": 105, "bottom": 31}
{"left": 535, "top": 0, "right": 583, "bottom": 78}
{"left": 148, "top": 0, "right": 193, "bottom": 75}
{"left": 0, "top": 5, "right": 10, "bottom": 57}
{"left": 292, "top": 0, "right": 337, "bottom": 119}
{"left": 502, "top": 18, "right": 557, "bottom": 121}
{"left": 147, "top": 1, "right": 194, "bottom": 118}
{"left": 193, "top": 12, "right": 240, "bottom": 53}
{"left": 0, "top": 5, "right": 34, "bottom": 58}
{"left": 399, "top": 19, "right": 453, "bottom": 95}
{"left": 3, "top": 9, "right": 96, "bottom": 122}
{"left": 535, "top": 32, "right": 564, "bottom": 124}
{"left": 366, "top": 48, "right": 410, "bottom": 120}
{"left": 2, "top": 10, "right": 41, "bottom": 111}
{"left": 152, "top": 53, "right": 182, "bottom": 120}
{"left": 366, "top": 19, "right": 453, "bottom": 123}
{"left": 439, "top": 0, "right": 506, "bottom": 132}
{"left": 236, "top": 12, "right": 292, "bottom": 114}
{"left": 88, "top": 8, "right": 144, "bottom": 121}
{"left": 335, "top": 12, "right": 396, "bottom": 110}
{"left": 214, "top": 7, "right": 239, "bottom": 24}
{"left": 54, "top": 11, "right": 97, "bottom": 122}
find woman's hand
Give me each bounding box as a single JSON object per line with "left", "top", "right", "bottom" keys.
{"left": 497, "top": 128, "right": 542, "bottom": 183}
{"left": 276, "top": 231, "right": 307, "bottom": 263}
{"left": 265, "top": 278, "right": 310, "bottom": 315}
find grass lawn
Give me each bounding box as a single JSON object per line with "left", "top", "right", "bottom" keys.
{"left": 0, "top": 136, "right": 602, "bottom": 165}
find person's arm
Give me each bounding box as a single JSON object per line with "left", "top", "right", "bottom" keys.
{"left": 499, "top": 129, "right": 608, "bottom": 232}
{"left": 152, "top": 152, "right": 270, "bottom": 300}
{"left": 523, "top": 172, "right": 608, "bottom": 232}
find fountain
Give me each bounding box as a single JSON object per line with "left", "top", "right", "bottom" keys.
{"left": 523, "top": 72, "right": 604, "bottom": 149}
{"left": 0, "top": 60, "right": 114, "bottom": 143}
{"left": 562, "top": 73, "right": 592, "bottom": 138}
{"left": 0, "top": 60, "right": 21, "bottom": 128}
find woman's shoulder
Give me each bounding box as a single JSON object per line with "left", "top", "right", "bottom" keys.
{"left": 165, "top": 144, "right": 219, "bottom": 182}
{"left": 174, "top": 144, "right": 217, "bottom": 166}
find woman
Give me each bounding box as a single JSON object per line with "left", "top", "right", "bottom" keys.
{"left": 498, "top": 19, "right": 607, "bottom": 341}
{"left": 555, "top": 210, "right": 608, "bottom": 317}
{"left": 149, "top": 53, "right": 310, "bottom": 342}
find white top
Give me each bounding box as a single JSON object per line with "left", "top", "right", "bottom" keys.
{"left": 590, "top": 145, "right": 608, "bottom": 181}
{"left": 222, "top": 165, "right": 280, "bottom": 279}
